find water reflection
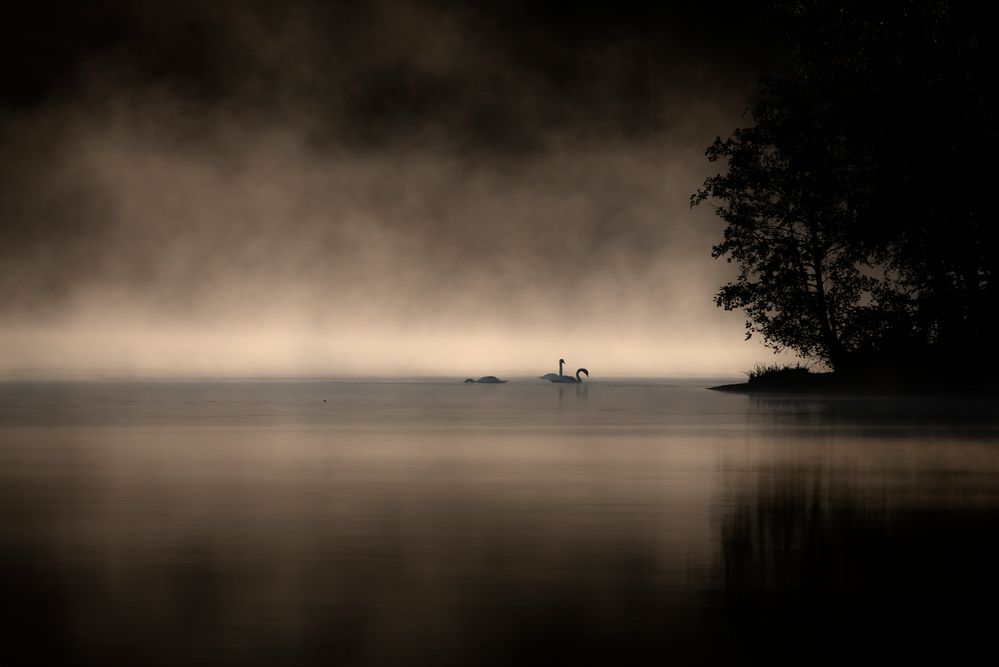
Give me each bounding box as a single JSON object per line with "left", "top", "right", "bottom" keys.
{"left": 715, "top": 435, "right": 999, "bottom": 663}
{"left": 555, "top": 382, "right": 589, "bottom": 407}
{"left": 0, "top": 381, "right": 997, "bottom": 665}
{"left": 749, "top": 393, "right": 999, "bottom": 431}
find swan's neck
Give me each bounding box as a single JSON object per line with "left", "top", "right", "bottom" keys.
{"left": 559, "top": 360, "right": 564, "bottom": 375}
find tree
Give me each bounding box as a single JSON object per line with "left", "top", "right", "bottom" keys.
{"left": 693, "top": 1, "right": 999, "bottom": 375}
{"left": 692, "top": 78, "right": 909, "bottom": 370}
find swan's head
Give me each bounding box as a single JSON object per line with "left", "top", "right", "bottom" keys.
{"left": 464, "top": 378, "right": 475, "bottom": 383}
{"left": 577, "top": 368, "right": 589, "bottom": 378}
{"left": 559, "top": 358, "right": 565, "bottom": 364}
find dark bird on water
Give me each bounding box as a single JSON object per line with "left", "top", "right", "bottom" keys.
{"left": 540, "top": 358, "right": 565, "bottom": 381}
{"left": 551, "top": 368, "right": 589, "bottom": 383}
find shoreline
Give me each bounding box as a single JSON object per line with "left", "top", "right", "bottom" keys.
{"left": 708, "top": 373, "right": 999, "bottom": 397}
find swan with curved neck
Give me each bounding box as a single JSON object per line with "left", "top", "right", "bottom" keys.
{"left": 540, "top": 358, "right": 565, "bottom": 381}
{"left": 551, "top": 368, "right": 589, "bottom": 383}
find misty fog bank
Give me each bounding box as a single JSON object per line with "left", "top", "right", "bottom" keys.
{"left": 0, "top": 0, "right": 789, "bottom": 376}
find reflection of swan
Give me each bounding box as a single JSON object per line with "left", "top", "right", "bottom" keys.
{"left": 551, "top": 368, "right": 589, "bottom": 383}
{"left": 540, "top": 358, "right": 565, "bottom": 381}
{"left": 464, "top": 376, "right": 508, "bottom": 383}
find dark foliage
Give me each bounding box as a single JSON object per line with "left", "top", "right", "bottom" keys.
{"left": 694, "top": 1, "right": 999, "bottom": 377}
{"left": 745, "top": 363, "right": 810, "bottom": 384}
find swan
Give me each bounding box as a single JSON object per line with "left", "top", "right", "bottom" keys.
{"left": 551, "top": 368, "right": 589, "bottom": 383}
{"left": 464, "top": 376, "right": 508, "bottom": 383}
{"left": 540, "top": 358, "right": 565, "bottom": 381}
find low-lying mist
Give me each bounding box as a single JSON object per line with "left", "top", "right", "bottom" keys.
{"left": 0, "top": 0, "right": 790, "bottom": 377}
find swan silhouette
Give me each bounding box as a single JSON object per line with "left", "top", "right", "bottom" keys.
{"left": 540, "top": 358, "right": 565, "bottom": 382}
{"left": 551, "top": 368, "right": 589, "bottom": 383}
{"left": 464, "top": 376, "right": 508, "bottom": 383}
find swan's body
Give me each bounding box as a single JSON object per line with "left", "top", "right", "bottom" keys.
{"left": 551, "top": 368, "right": 589, "bottom": 383}
{"left": 464, "top": 376, "right": 507, "bottom": 383}
{"left": 540, "top": 358, "right": 566, "bottom": 381}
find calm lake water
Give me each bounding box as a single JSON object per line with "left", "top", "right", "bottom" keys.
{"left": 2, "top": 378, "right": 998, "bottom": 665}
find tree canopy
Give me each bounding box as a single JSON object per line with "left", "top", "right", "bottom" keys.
{"left": 694, "top": 1, "right": 999, "bottom": 377}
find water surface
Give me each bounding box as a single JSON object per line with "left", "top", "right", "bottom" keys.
{"left": 2, "top": 379, "right": 997, "bottom": 665}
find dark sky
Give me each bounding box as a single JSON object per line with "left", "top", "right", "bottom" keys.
{"left": 0, "top": 0, "right": 789, "bottom": 375}
{"left": 1, "top": 1, "right": 780, "bottom": 126}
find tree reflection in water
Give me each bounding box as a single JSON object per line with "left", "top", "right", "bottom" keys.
{"left": 715, "top": 458, "right": 999, "bottom": 663}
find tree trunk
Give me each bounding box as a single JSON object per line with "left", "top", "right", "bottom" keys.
{"left": 807, "top": 229, "right": 844, "bottom": 370}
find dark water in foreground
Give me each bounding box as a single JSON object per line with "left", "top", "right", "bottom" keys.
{"left": 1, "top": 378, "right": 998, "bottom": 665}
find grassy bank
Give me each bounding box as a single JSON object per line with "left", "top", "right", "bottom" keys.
{"left": 710, "top": 363, "right": 999, "bottom": 396}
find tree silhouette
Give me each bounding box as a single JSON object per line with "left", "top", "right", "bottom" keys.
{"left": 694, "top": 1, "right": 999, "bottom": 378}
{"left": 692, "top": 77, "right": 910, "bottom": 370}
